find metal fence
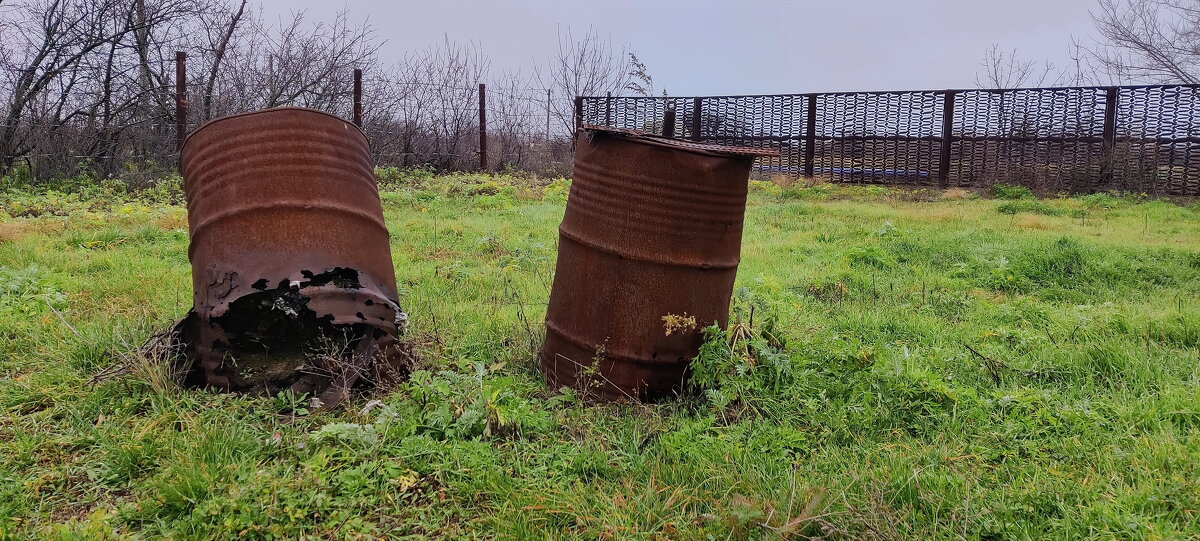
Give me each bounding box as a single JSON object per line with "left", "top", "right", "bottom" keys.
{"left": 577, "top": 85, "right": 1200, "bottom": 196}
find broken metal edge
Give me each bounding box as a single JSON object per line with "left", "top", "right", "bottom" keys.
{"left": 183, "top": 107, "right": 367, "bottom": 147}
{"left": 580, "top": 124, "right": 781, "bottom": 158}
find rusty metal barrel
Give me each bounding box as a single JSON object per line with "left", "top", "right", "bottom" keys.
{"left": 540, "top": 126, "right": 777, "bottom": 401}
{"left": 178, "top": 107, "right": 406, "bottom": 403}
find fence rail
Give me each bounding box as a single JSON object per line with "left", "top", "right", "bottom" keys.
{"left": 578, "top": 85, "right": 1200, "bottom": 196}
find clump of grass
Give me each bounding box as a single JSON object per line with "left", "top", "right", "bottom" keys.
{"left": 991, "top": 183, "right": 1035, "bottom": 200}
{"left": 997, "top": 199, "right": 1064, "bottom": 216}
{"left": 748, "top": 180, "right": 781, "bottom": 196}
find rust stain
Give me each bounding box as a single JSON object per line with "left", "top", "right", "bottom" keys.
{"left": 540, "top": 126, "right": 775, "bottom": 401}
{"left": 175, "top": 107, "right": 410, "bottom": 407}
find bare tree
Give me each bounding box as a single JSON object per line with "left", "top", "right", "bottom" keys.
{"left": 536, "top": 26, "right": 632, "bottom": 138}
{"left": 488, "top": 69, "right": 540, "bottom": 169}
{"left": 975, "top": 44, "right": 1062, "bottom": 89}
{"left": 357, "top": 60, "right": 426, "bottom": 167}
{"left": 625, "top": 53, "right": 662, "bottom": 97}
{"left": 407, "top": 36, "right": 489, "bottom": 170}
{"left": 349, "top": 36, "right": 489, "bottom": 171}
{"left": 229, "top": 9, "right": 377, "bottom": 111}
{"left": 0, "top": 0, "right": 203, "bottom": 178}
{"left": 1, "top": 0, "right": 130, "bottom": 173}
{"left": 1080, "top": 0, "right": 1200, "bottom": 84}
{"left": 0, "top": 0, "right": 386, "bottom": 181}
{"left": 198, "top": 0, "right": 246, "bottom": 119}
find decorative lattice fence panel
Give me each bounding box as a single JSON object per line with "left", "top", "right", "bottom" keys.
{"left": 580, "top": 84, "right": 1200, "bottom": 195}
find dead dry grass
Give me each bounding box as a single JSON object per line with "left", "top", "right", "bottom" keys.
{"left": 940, "top": 188, "right": 974, "bottom": 200}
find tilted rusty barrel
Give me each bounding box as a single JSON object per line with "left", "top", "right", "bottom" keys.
{"left": 177, "top": 107, "right": 408, "bottom": 406}
{"left": 540, "top": 126, "right": 777, "bottom": 400}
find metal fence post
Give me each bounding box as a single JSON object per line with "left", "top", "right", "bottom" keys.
{"left": 175, "top": 51, "right": 187, "bottom": 153}
{"left": 546, "top": 88, "right": 552, "bottom": 140}
{"left": 691, "top": 97, "right": 702, "bottom": 141}
{"left": 662, "top": 103, "right": 676, "bottom": 138}
{"left": 572, "top": 95, "right": 584, "bottom": 151}
{"left": 1101, "top": 86, "right": 1118, "bottom": 189}
{"left": 605, "top": 92, "right": 612, "bottom": 126}
{"left": 573, "top": 96, "right": 583, "bottom": 132}
{"left": 938, "top": 90, "right": 956, "bottom": 189}
{"left": 478, "top": 83, "right": 487, "bottom": 170}
{"left": 353, "top": 68, "right": 362, "bottom": 127}
{"left": 804, "top": 94, "right": 817, "bottom": 178}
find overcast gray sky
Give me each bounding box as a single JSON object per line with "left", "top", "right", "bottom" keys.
{"left": 256, "top": 0, "right": 1099, "bottom": 95}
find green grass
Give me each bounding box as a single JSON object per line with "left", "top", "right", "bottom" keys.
{"left": 1, "top": 177, "right": 1199, "bottom": 539}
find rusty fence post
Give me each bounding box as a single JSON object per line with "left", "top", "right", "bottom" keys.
{"left": 573, "top": 95, "right": 583, "bottom": 132}
{"left": 1101, "top": 86, "right": 1118, "bottom": 190}
{"left": 938, "top": 90, "right": 956, "bottom": 189}
{"left": 662, "top": 102, "right": 676, "bottom": 138}
{"left": 605, "top": 91, "right": 612, "bottom": 126}
{"left": 804, "top": 94, "right": 817, "bottom": 178}
{"left": 353, "top": 68, "right": 362, "bottom": 127}
{"left": 175, "top": 51, "right": 187, "bottom": 153}
{"left": 478, "top": 83, "right": 487, "bottom": 170}
{"left": 691, "top": 97, "right": 702, "bottom": 141}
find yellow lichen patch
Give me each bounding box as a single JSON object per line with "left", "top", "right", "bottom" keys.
{"left": 661, "top": 313, "right": 697, "bottom": 336}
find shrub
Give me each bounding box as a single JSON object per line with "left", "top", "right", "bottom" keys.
{"left": 688, "top": 290, "right": 791, "bottom": 408}
{"left": 374, "top": 165, "right": 435, "bottom": 188}
{"left": 1080, "top": 192, "right": 1124, "bottom": 210}
{"left": 992, "top": 184, "right": 1035, "bottom": 200}
{"left": 541, "top": 178, "right": 571, "bottom": 202}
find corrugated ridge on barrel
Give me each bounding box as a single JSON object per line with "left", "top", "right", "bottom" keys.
{"left": 180, "top": 106, "right": 396, "bottom": 300}
{"left": 540, "top": 127, "right": 771, "bottom": 401}
{"left": 182, "top": 121, "right": 374, "bottom": 205}
{"left": 563, "top": 137, "right": 752, "bottom": 267}
{"left": 180, "top": 108, "right": 389, "bottom": 265}
{"left": 569, "top": 162, "right": 747, "bottom": 229}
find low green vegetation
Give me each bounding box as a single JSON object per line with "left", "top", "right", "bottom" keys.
{"left": 1, "top": 175, "right": 1199, "bottom": 539}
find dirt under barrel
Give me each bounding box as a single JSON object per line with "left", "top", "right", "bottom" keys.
{"left": 177, "top": 107, "right": 407, "bottom": 404}
{"left": 540, "top": 126, "right": 777, "bottom": 401}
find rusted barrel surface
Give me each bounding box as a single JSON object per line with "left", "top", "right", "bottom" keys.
{"left": 179, "top": 107, "right": 406, "bottom": 401}
{"left": 540, "top": 127, "right": 776, "bottom": 400}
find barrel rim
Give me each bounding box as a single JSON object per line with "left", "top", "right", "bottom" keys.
{"left": 580, "top": 125, "right": 780, "bottom": 158}
{"left": 183, "top": 107, "right": 367, "bottom": 149}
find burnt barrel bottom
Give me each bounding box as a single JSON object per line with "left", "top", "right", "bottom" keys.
{"left": 540, "top": 233, "right": 737, "bottom": 401}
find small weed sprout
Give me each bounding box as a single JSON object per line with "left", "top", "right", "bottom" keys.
{"left": 661, "top": 312, "right": 697, "bottom": 336}
{"left": 577, "top": 340, "right": 608, "bottom": 402}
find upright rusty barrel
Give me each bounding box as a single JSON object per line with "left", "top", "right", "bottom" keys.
{"left": 540, "top": 126, "right": 777, "bottom": 401}
{"left": 179, "top": 107, "right": 407, "bottom": 405}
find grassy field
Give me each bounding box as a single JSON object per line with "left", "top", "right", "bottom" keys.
{"left": 1, "top": 174, "right": 1199, "bottom": 539}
